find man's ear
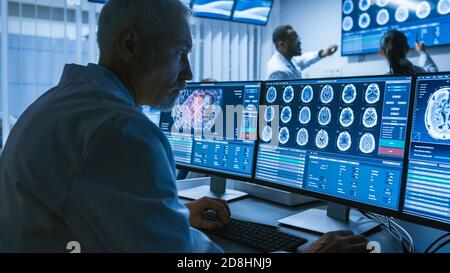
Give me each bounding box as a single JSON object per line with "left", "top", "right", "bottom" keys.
{"left": 277, "top": 41, "right": 287, "bottom": 52}
{"left": 116, "top": 29, "right": 140, "bottom": 62}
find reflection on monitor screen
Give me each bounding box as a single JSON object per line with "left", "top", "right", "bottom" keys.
{"left": 232, "top": 0, "right": 273, "bottom": 25}
{"left": 255, "top": 76, "right": 413, "bottom": 211}
{"left": 192, "top": 0, "right": 236, "bottom": 20}
{"left": 342, "top": 0, "right": 450, "bottom": 55}
{"left": 159, "top": 82, "right": 261, "bottom": 178}
{"left": 404, "top": 73, "right": 450, "bottom": 226}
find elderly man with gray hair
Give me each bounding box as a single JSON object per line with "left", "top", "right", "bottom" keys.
{"left": 0, "top": 0, "right": 368, "bottom": 253}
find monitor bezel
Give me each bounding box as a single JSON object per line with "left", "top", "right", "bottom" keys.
{"left": 231, "top": 0, "right": 274, "bottom": 26}
{"left": 190, "top": 0, "right": 237, "bottom": 22}
{"left": 253, "top": 74, "right": 416, "bottom": 218}
{"left": 397, "top": 71, "right": 450, "bottom": 232}
{"left": 166, "top": 80, "right": 263, "bottom": 183}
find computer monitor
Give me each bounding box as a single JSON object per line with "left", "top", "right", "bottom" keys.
{"left": 254, "top": 75, "right": 414, "bottom": 234}
{"left": 159, "top": 81, "right": 261, "bottom": 201}
{"left": 191, "top": 0, "right": 236, "bottom": 21}
{"left": 401, "top": 72, "right": 450, "bottom": 232}
{"left": 341, "top": 0, "right": 450, "bottom": 56}
{"left": 231, "top": 0, "right": 273, "bottom": 25}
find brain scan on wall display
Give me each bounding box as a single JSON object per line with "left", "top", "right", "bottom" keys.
{"left": 318, "top": 107, "right": 332, "bottom": 126}
{"left": 363, "top": 107, "right": 378, "bottom": 128}
{"left": 438, "top": 0, "right": 450, "bottom": 15}
{"left": 281, "top": 106, "right": 292, "bottom": 123}
{"left": 365, "top": 83, "right": 381, "bottom": 104}
{"left": 343, "top": 0, "right": 354, "bottom": 14}
{"left": 283, "top": 86, "right": 294, "bottom": 103}
{"left": 337, "top": 131, "right": 352, "bottom": 152}
{"left": 296, "top": 128, "right": 309, "bottom": 146}
{"left": 359, "top": 13, "right": 371, "bottom": 29}
{"left": 279, "top": 127, "right": 290, "bottom": 144}
{"left": 425, "top": 88, "right": 450, "bottom": 140}
{"left": 320, "top": 85, "right": 334, "bottom": 104}
{"left": 264, "top": 106, "right": 275, "bottom": 122}
{"left": 377, "top": 8, "right": 390, "bottom": 25}
{"left": 302, "top": 85, "right": 314, "bottom": 103}
{"left": 340, "top": 107, "right": 355, "bottom": 127}
{"left": 266, "top": 87, "right": 277, "bottom": 103}
{"left": 359, "top": 0, "right": 371, "bottom": 11}
{"left": 395, "top": 6, "right": 409, "bottom": 23}
{"left": 342, "top": 16, "right": 354, "bottom": 31}
{"left": 416, "top": 1, "right": 432, "bottom": 19}
{"left": 359, "top": 133, "right": 376, "bottom": 154}
{"left": 315, "top": 129, "right": 329, "bottom": 149}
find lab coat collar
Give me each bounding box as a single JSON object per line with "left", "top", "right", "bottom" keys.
{"left": 274, "top": 50, "right": 297, "bottom": 74}
{"left": 59, "top": 63, "right": 136, "bottom": 107}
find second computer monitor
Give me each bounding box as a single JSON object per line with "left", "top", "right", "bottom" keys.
{"left": 255, "top": 75, "right": 414, "bottom": 214}
{"left": 402, "top": 72, "right": 450, "bottom": 231}
{"left": 159, "top": 81, "right": 261, "bottom": 179}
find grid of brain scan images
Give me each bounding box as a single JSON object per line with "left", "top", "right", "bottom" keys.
{"left": 342, "top": 0, "right": 450, "bottom": 55}
{"left": 260, "top": 81, "right": 385, "bottom": 155}
{"left": 256, "top": 76, "right": 413, "bottom": 210}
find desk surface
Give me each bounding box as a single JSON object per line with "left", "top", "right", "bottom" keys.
{"left": 182, "top": 195, "right": 450, "bottom": 253}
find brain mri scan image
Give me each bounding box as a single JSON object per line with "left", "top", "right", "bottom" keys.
{"left": 299, "top": 106, "right": 312, "bottom": 125}
{"left": 320, "top": 85, "right": 334, "bottom": 104}
{"left": 438, "top": 0, "right": 450, "bottom": 15}
{"left": 340, "top": 107, "right": 355, "bottom": 127}
{"left": 279, "top": 127, "right": 290, "bottom": 144}
{"left": 302, "top": 85, "right": 314, "bottom": 103}
{"left": 377, "top": 0, "right": 389, "bottom": 7}
{"left": 172, "top": 88, "right": 223, "bottom": 132}
{"left": 281, "top": 106, "right": 292, "bottom": 123}
{"left": 365, "top": 83, "right": 381, "bottom": 104}
{"left": 343, "top": 0, "right": 354, "bottom": 14}
{"left": 283, "top": 86, "right": 295, "bottom": 103}
{"left": 416, "top": 1, "right": 431, "bottom": 19}
{"left": 266, "top": 87, "right": 277, "bottom": 103}
{"left": 264, "top": 106, "right": 275, "bottom": 122}
{"left": 359, "top": 13, "right": 371, "bottom": 29}
{"left": 318, "top": 107, "right": 332, "bottom": 126}
{"left": 395, "top": 6, "right": 409, "bottom": 22}
{"left": 359, "top": 133, "right": 376, "bottom": 154}
{"left": 377, "top": 8, "right": 390, "bottom": 25}
{"left": 296, "top": 128, "right": 309, "bottom": 146}
{"left": 342, "top": 84, "right": 357, "bottom": 104}
{"left": 337, "top": 131, "right": 352, "bottom": 152}
{"left": 315, "top": 129, "right": 329, "bottom": 149}
{"left": 363, "top": 107, "right": 378, "bottom": 128}
{"left": 343, "top": 16, "right": 354, "bottom": 31}
{"left": 261, "top": 125, "right": 273, "bottom": 142}
{"left": 425, "top": 88, "right": 450, "bottom": 140}
{"left": 359, "top": 0, "right": 371, "bottom": 11}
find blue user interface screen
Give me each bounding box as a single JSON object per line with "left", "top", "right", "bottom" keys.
{"left": 192, "top": 0, "right": 236, "bottom": 20}
{"left": 232, "top": 0, "right": 273, "bottom": 25}
{"left": 159, "top": 82, "right": 261, "bottom": 178}
{"left": 403, "top": 73, "right": 450, "bottom": 225}
{"left": 255, "top": 76, "right": 413, "bottom": 211}
{"left": 342, "top": 0, "right": 450, "bottom": 56}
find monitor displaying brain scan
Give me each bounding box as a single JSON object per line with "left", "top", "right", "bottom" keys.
{"left": 342, "top": 0, "right": 450, "bottom": 56}
{"left": 403, "top": 73, "right": 450, "bottom": 227}
{"left": 159, "top": 81, "right": 261, "bottom": 178}
{"left": 256, "top": 76, "right": 413, "bottom": 211}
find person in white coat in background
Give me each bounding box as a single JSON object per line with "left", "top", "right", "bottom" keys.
{"left": 266, "top": 25, "right": 338, "bottom": 80}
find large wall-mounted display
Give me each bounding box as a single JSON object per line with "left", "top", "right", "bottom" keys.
{"left": 341, "top": 0, "right": 450, "bottom": 56}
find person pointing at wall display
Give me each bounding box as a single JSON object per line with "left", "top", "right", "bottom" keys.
{"left": 266, "top": 25, "right": 338, "bottom": 80}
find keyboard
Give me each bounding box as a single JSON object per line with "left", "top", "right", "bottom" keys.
{"left": 202, "top": 211, "right": 307, "bottom": 252}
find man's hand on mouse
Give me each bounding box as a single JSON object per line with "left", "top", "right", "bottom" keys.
{"left": 186, "top": 197, "right": 231, "bottom": 230}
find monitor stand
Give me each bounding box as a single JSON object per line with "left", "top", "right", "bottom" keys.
{"left": 178, "top": 176, "right": 248, "bottom": 202}
{"left": 278, "top": 203, "right": 380, "bottom": 235}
